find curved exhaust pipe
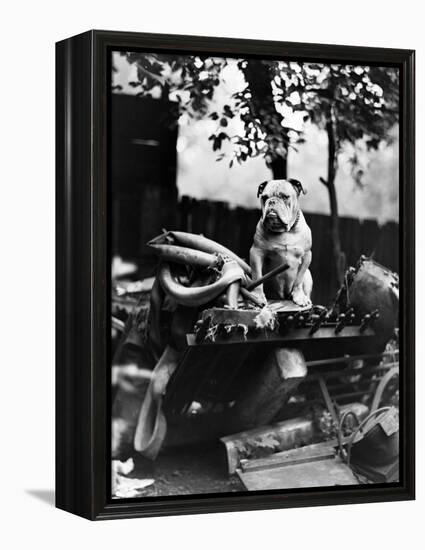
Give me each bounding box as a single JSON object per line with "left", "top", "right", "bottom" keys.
{"left": 149, "top": 230, "right": 251, "bottom": 276}
{"left": 158, "top": 260, "right": 245, "bottom": 307}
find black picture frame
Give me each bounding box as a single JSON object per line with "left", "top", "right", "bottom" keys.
{"left": 56, "top": 29, "right": 415, "bottom": 520}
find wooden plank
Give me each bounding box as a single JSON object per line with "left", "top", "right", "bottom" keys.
{"left": 179, "top": 195, "right": 193, "bottom": 233}
{"left": 212, "top": 201, "right": 228, "bottom": 249}
{"left": 375, "top": 221, "right": 399, "bottom": 272}
{"left": 191, "top": 198, "right": 208, "bottom": 235}
{"left": 304, "top": 213, "right": 335, "bottom": 306}
{"left": 360, "top": 219, "right": 380, "bottom": 258}
{"left": 223, "top": 207, "right": 239, "bottom": 252}
{"left": 238, "top": 207, "right": 261, "bottom": 262}
{"left": 203, "top": 200, "right": 216, "bottom": 241}
{"left": 240, "top": 441, "right": 338, "bottom": 472}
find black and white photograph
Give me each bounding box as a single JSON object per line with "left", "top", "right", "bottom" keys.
{"left": 1, "top": 0, "right": 421, "bottom": 540}
{"left": 110, "top": 50, "right": 401, "bottom": 499}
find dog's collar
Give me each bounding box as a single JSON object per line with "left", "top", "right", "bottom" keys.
{"left": 290, "top": 210, "right": 301, "bottom": 231}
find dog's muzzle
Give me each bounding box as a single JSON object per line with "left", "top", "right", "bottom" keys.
{"left": 263, "top": 199, "right": 289, "bottom": 231}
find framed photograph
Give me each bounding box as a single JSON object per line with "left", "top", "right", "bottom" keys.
{"left": 56, "top": 30, "right": 415, "bottom": 520}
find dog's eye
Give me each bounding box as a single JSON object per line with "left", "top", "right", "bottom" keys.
{"left": 262, "top": 195, "right": 268, "bottom": 202}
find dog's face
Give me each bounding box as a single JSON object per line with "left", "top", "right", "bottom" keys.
{"left": 257, "top": 179, "right": 306, "bottom": 233}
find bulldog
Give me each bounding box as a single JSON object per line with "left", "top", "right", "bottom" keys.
{"left": 249, "top": 178, "right": 313, "bottom": 307}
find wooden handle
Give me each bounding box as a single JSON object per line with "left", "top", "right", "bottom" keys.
{"left": 246, "top": 263, "right": 289, "bottom": 291}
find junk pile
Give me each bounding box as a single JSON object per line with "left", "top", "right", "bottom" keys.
{"left": 111, "top": 458, "right": 154, "bottom": 499}
{"left": 222, "top": 360, "right": 399, "bottom": 490}
{"left": 111, "top": 231, "right": 399, "bottom": 493}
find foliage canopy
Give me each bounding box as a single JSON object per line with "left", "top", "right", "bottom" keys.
{"left": 118, "top": 53, "right": 399, "bottom": 182}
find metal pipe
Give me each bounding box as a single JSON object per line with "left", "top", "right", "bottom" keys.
{"left": 307, "top": 362, "right": 399, "bottom": 381}
{"left": 246, "top": 262, "right": 289, "bottom": 291}
{"left": 111, "top": 316, "right": 125, "bottom": 332}
{"left": 226, "top": 280, "right": 241, "bottom": 308}
{"left": 306, "top": 351, "right": 399, "bottom": 368}
{"left": 240, "top": 287, "right": 265, "bottom": 307}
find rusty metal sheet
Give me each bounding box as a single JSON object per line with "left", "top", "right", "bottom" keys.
{"left": 237, "top": 456, "right": 359, "bottom": 491}
{"left": 188, "top": 326, "right": 376, "bottom": 346}
{"left": 221, "top": 417, "right": 314, "bottom": 474}
{"left": 240, "top": 442, "right": 337, "bottom": 473}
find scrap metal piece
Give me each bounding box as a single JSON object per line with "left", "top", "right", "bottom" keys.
{"left": 221, "top": 417, "right": 314, "bottom": 474}
{"left": 149, "top": 230, "right": 252, "bottom": 275}
{"left": 246, "top": 262, "right": 289, "bottom": 291}
{"left": 158, "top": 260, "right": 244, "bottom": 307}
{"left": 240, "top": 440, "right": 337, "bottom": 473}
{"left": 254, "top": 306, "right": 278, "bottom": 330}
{"left": 309, "top": 308, "right": 328, "bottom": 335}
{"left": 360, "top": 309, "right": 380, "bottom": 333}
{"left": 317, "top": 376, "right": 339, "bottom": 428}
{"left": 149, "top": 243, "right": 218, "bottom": 268}
{"left": 335, "top": 313, "right": 347, "bottom": 334}
{"left": 134, "top": 345, "right": 182, "bottom": 460}
{"left": 226, "top": 280, "right": 241, "bottom": 308}
{"left": 336, "top": 257, "right": 398, "bottom": 341}
{"left": 237, "top": 455, "right": 359, "bottom": 491}
{"left": 240, "top": 287, "right": 265, "bottom": 307}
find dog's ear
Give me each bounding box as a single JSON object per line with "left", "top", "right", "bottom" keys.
{"left": 288, "top": 178, "right": 307, "bottom": 196}
{"left": 257, "top": 181, "right": 268, "bottom": 198}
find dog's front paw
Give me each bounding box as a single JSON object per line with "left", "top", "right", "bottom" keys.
{"left": 291, "top": 288, "right": 312, "bottom": 307}
{"left": 250, "top": 286, "right": 267, "bottom": 306}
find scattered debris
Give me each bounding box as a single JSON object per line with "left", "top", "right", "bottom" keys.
{"left": 111, "top": 256, "right": 137, "bottom": 279}
{"left": 115, "top": 277, "right": 155, "bottom": 296}
{"left": 187, "top": 401, "right": 203, "bottom": 415}
{"left": 111, "top": 364, "right": 153, "bottom": 389}
{"left": 275, "top": 348, "right": 307, "bottom": 379}
{"left": 205, "top": 322, "right": 219, "bottom": 342}
{"left": 221, "top": 417, "right": 314, "bottom": 474}
{"left": 236, "top": 323, "right": 249, "bottom": 340}
{"left": 111, "top": 458, "right": 154, "bottom": 499}
{"left": 114, "top": 457, "right": 134, "bottom": 476}
{"left": 254, "top": 306, "right": 278, "bottom": 330}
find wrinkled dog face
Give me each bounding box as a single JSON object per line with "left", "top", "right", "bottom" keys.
{"left": 258, "top": 179, "right": 306, "bottom": 233}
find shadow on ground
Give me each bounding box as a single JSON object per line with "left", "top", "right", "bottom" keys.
{"left": 131, "top": 443, "right": 245, "bottom": 497}
{"left": 26, "top": 489, "right": 55, "bottom": 507}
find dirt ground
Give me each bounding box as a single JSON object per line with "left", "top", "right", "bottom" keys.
{"left": 129, "top": 443, "right": 245, "bottom": 497}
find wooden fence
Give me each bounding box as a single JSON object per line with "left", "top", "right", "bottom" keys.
{"left": 177, "top": 196, "right": 399, "bottom": 306}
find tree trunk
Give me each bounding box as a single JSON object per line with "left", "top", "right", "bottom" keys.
{"left": 270, "top": 156, "right": 287, "bottom": 179}
{"left": 324, "top": 107, "right": 345, "bottom": 285}
{"left": 243, "top": 60, "right": 287, "bottom": 179}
